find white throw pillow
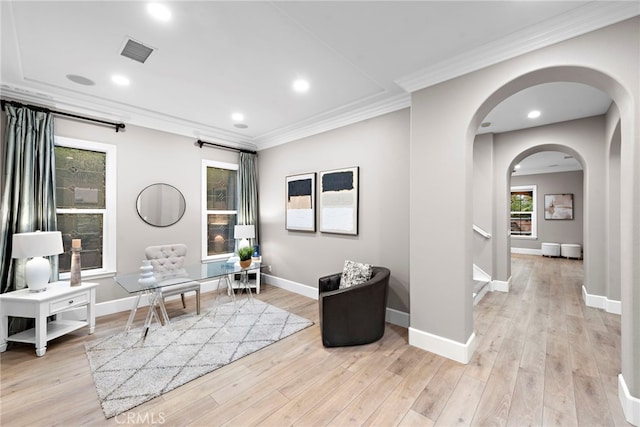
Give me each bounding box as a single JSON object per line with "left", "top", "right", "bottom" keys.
{"left": 340, "top": 260, "right": 373, "bottom": 289}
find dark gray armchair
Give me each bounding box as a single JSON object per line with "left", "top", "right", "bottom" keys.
{"left": 318, "top": 266, "right": 390, "bottom": 347}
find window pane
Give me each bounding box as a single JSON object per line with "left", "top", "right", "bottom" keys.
{"left": 510, "top": 213, "right": 532, "bottom": 235}
{"left": 510, "top": 192, "right": 533, "bottom": 212}
{"left": 57, "top": 213, "right": 104, "bottom": 273}
{"left": 207, "top": 167, "right": 236, "bottom": 211}
{"left": 207, "top": 214, "right": 236, "bottom": 256}
{"left": 55, "top": 146, "right": 106, "bottom": 209}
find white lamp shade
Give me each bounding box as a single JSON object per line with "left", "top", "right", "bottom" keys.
{"left": 12, "top": 231, "right": 64, "bottom": 258}
{"left": 234, "top": 225, "right": 255, "bottom": 239}
{"left": 12, "top": 231, "right": 63, "bottom": 292}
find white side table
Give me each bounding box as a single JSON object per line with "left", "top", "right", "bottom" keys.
{"left": 0, "top": 281, "right": 97, "bottom": 356}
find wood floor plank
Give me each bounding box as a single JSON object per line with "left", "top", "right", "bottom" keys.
{"left": 411, "top": 359, "right": 466, "bottom": 422}
{"left": 434, "top": 373, "right": 486, "bottom": 427}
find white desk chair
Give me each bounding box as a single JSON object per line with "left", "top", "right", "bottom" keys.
{"left": 145, "top": 244, "right": 201, "bottom": 324}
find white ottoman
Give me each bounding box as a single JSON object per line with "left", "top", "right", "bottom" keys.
{"left": 561, "top": 243, "right": 582, "bottom": 259}
{"left": 541, "top": 243, "right": 561, "bottom": 257}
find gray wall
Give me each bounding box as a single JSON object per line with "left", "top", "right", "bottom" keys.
{"left": 258, "top": 109, "right": 410, "bottom": 313}
{"left": 511, "top": 170, "right": 584, "bottom": 250}
{"left": 473, "top": 133, "right": 494, "bottom": 276}
{"left": 53, "top": 118, "right": 238, "bottom": 303}
{"left": 410, "top": 17, "right": 638, "bottom": 394}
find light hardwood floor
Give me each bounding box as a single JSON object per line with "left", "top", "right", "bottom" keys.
{"left": 0, "top": 254, "right": 630, "bottom": 426}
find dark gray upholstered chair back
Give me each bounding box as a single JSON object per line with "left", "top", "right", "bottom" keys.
{"left": 318, "top": 266, "right": 390, "bottom": 347}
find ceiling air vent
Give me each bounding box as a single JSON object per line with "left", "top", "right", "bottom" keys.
{"left": 120, "top": 38, "right": 154, "bottom": 64}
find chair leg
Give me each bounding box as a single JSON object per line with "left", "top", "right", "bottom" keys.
{"left": 180, "top": 293, "right": 186, "bottom": 308}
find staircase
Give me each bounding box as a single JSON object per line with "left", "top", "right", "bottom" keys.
{"left": 473, "top": 264, "right": 491, "bottom": 305}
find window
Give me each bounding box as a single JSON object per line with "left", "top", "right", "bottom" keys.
{"left": 55, "top": 136, "right": 116, "bottom": 277}
{"left": 510, "top": 185, "right": 536, "bottom": 238}
{"left": 202, "top": 160, "right": 238, "bottom": 260}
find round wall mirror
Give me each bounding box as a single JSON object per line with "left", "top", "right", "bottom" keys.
{"left": 136, "top": 183, "right": 186, "bottom": 227}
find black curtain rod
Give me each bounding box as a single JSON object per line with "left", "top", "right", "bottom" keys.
{"left": 1, "top": 99, "right": 125, "bottom": 133}
{"left": 197, "top": 139, "right": 256, "bottom": 154}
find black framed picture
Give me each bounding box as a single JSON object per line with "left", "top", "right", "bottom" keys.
{"left": 285, "top": 173, "right": 316, "bottom": 232}
{"left": 319, "top": 166, "right": 359, "bottom": 235}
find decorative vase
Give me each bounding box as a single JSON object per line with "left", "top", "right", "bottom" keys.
{"left": 239, "top": 259, "right": 252, "bottom": 269}
{"left": 138, "top": 260, "right": 157, "bottom": 287}
{"left": 70, "top": 239, "right": 82, "bottom": 286}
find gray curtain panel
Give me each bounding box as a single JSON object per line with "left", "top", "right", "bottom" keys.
{"left": 0, "top": 105, "right": 58, "bottom": 297}
{"left": 237, "top": 152, "right": 259, "bottom": 249}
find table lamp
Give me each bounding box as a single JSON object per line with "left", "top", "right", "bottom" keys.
{"left": 234, "top": 225, "right": 255, "bottom": 249}
{"left": 12, "top": 231, "right": 64, "bottom": 292}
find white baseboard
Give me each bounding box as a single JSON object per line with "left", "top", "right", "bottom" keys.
{"left": 619, "top": 374, "right": 640, "bottom": 426}
{"left": 64, "top": 274, "right": 410, "bottom": 329}
{"left": 261, "top": 273, "right": 318, "bottom": 300}
{"left": 408, "top": 327, "right": 476, "bottom": 364}
{"left": 511, "top": 247, "right": 542, "bottom": 256}
{"left": 582, "top": 285, "right": 622, "bottom": 315}
{"left": 264, "top": 274, "right": 410, "bottom": 328}
{"left": 491, "top": 276, "right": 511, "bottom": 293}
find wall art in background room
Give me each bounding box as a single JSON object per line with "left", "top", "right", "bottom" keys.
{"left": 544, "top": 193, "right": 574, "bottom": 220}
{"left": 319, "top": 166, "right": 359, "bottom": 235}
{"left": 285, "top": 173, "right": 316, "bottom": 231}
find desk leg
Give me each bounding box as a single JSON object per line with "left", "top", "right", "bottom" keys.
{"left": 0, "top": 315, "right": 7, "bottom": 353}
{"left": 125, "top": 294, "right": 142, "bottom": 332}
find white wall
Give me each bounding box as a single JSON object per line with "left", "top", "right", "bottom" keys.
{"left": 258, "top": 109, "right": 410, "bottom": 313}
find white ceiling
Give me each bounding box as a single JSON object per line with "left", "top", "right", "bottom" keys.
{"left": 1, "top": 1, "right": 638, "bottom": 151}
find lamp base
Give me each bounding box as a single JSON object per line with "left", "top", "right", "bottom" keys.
{"left": 25, "top": 256, "right": 52, "bottom": 292}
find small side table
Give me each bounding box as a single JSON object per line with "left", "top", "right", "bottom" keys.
{"left": 0, "top": 281, "right": 97, "bottom": 357}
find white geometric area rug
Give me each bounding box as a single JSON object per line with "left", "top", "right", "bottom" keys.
{"left": 85, "top": 299, "right": 313, "bottom": 418}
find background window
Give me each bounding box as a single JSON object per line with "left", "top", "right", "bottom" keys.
{"left": 202, "top": 160, "right": 238, "bottom": 259}
{"left": 510, "top": 185, "right": 536, "bottom": 237}
{"left": 55, "top": 137, "right": 116, "bottom": 277}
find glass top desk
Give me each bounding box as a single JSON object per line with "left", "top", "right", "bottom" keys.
{"left": 115, "top": 261, "right": 262, "bottom": 337}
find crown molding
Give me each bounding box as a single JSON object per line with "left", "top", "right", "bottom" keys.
{"left": 0, "top": 83, "right": 256, "bottom": 150}
{"left": 396, "top": 2, "right": 640, "bottom": 94}
{"left": 253, "top": 92, "right": 411, "bottom": 151}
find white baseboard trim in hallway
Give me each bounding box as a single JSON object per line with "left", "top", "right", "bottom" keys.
{"left": 491, "top": 277, "right": 511, "bottom": 293}
{"left": 511, "top": 247, "right": 542, "bottom": 256}
{"left": 619, "top": 374, "right": 640, "bottom": 426}
{"left": 408, "top": 327, "right": 476, "bottom": 364}
{"left": 582, "top": 285, "right": 622, "bottom": 315}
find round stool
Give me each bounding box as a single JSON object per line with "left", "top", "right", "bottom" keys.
{"left": 541, "top": 243, "right": 561, "bottom": 257}
{"left": 561, "top": 243, "right": 582, "bottom": 259}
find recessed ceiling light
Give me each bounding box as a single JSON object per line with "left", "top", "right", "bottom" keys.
{"left": 480, "top": 122, "right": 491, "bottom": 128}
{"left": 293, "top": 79, "right": 310, "bottom": 93}
{"left": 528, "top": 110, "right": 541, "bottom": 119}
{"left": 111, "top": 74, "right": 130, "bottom": 86}
{"left": 66, "top": 74, "right": 95, "bottom": 86}
{"left": 231, "top": 113, "right": 244, "bottom": 122}
{"left": 147, "top": 3, "right": 171, "bottom": 22}
{"left": 514, "top": 164, "right": 521, "bottom": 169}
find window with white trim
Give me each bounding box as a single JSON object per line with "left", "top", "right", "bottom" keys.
{"left": 55, "top": 136, "right": 116, "bottom": 277}
{"left": 202, "top": 160, "right": 238, "bottom": 260}
{"left": 510, "top": 185, "right": 537, "bottom": 238}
